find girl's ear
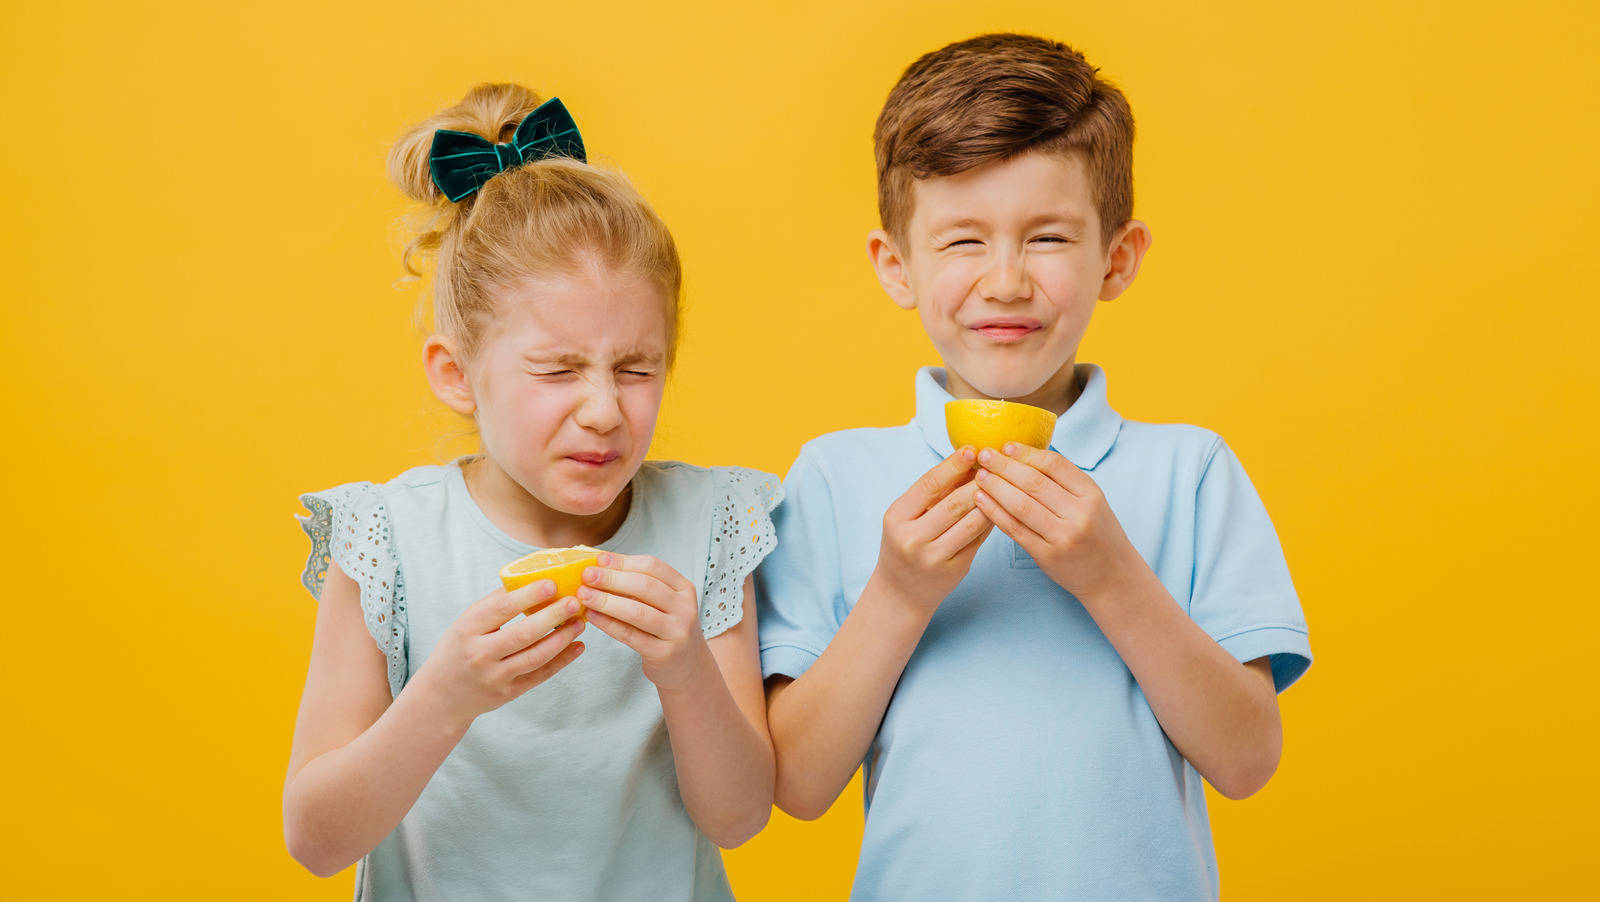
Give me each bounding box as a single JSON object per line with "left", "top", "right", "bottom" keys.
{"left": 1099, "top": 219, "right": 1153, "bottom": 302}
{"left": 867, "top": 229, "right": 918, "bottom": 310}
{"left": 423, "top": 335, "right": 476, "bottom": 416}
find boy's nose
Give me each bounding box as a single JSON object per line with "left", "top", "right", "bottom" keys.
{"left": 979, "top": 250, "right": 1031, "bottom": 303}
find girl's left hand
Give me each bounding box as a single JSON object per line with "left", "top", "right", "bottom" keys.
{"left": 579, "top": 552, "right": 711, "bottom": 690}
{"left": 972, "top": 443, "right": 1141, "bottom": 603}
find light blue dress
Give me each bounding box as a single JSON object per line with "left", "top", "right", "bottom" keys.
{"left": 297, "top": 458, "right": 781, "bottom": 901}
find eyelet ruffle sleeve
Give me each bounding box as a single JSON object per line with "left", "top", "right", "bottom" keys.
{"left": 700, "top": 468, "right": 783, "bottom": 640}
{"left": 297, "top": 483, "right": 408, "bottom": 697}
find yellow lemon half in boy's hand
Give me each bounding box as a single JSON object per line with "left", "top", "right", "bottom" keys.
{"left": 499, "top": 545, "right": 601, "bottom": 612}
{"left": 945, "top": 399, "right": 1057, "bottom": 455}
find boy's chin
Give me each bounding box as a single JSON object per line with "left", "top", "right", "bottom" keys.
{"left": 948, "top": 364, "right": 1070, "bottom": 404}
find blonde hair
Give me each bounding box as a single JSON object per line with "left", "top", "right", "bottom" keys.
{"left": 388, "top": 83, "right": 683, "bottom": 364}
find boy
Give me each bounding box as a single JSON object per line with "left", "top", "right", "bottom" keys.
{"left": 755, "top": 33, "right": 1312, "bottom": 899}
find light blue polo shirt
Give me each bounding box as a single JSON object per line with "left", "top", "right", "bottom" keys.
{"left": 755, "top": 364, "right": 1311, "bottom": 901}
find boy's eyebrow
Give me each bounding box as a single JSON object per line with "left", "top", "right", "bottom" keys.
{"left": 929, "top": 212, "right": 1090, "bottom": 233}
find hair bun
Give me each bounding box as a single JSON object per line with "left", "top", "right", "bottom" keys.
{"left": 387, "top": 83, "right": 545, "bottom": 204}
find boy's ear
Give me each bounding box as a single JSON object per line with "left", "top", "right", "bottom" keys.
{"left": 423, "top": 335, "right": 477, "bottom": 416}
{"left": 1099, "top": 219, "right": 1153, "bottom": 302}
{"left": 867, "top": 229, "right": 918, "bottom": 310}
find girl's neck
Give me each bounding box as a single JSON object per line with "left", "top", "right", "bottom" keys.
{"left": 460, "top": 456, "right": 632, "bottom": 549}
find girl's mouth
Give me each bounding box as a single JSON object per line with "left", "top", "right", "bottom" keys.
{"left": 568, "top": 452, "right": 620, "bottom": 467}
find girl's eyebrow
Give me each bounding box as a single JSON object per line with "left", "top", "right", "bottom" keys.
{"left": 524, "top": 350, "right": 665, "bottom": 367}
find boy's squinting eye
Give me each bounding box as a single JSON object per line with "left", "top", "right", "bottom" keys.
{"left": 942, "top": 238, "right": 982, "bottom": 250}
{"left": 1030, "top": 235, "right": 1072, "bottom": 245}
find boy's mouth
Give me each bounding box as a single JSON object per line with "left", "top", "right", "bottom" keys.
{"left": 970, "top": 318, "right": 1041, "bottom": 343}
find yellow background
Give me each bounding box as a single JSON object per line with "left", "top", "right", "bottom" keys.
{"left": 3, "top": 0, "right": 1596, "bottom": 897}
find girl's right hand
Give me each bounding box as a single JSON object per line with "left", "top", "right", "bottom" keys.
{"left": 411, "top": 581, "right": 587, "bottom": 726}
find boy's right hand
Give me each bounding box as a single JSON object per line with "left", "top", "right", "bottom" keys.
{"left": 872, "top": 447, "right": 995, "bottom": 617}
{"left": 411, "top": 581, "right": 587, "bottom": 727}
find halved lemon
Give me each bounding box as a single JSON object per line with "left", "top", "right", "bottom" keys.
{"left": 499, "top": 546, "right": 601, "bottom": 610}
{"left": 945, "top": 399, "right": 1057, "bottom": 455}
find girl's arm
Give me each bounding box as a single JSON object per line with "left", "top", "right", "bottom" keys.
{"left": 655, "top": 576, "right": 774, "bottom": 848}
{"left": 580, "top": 561, "right": 775, "bottom": 848}
{"left": 283, "top": 562, "right": 585, "bottom": 876}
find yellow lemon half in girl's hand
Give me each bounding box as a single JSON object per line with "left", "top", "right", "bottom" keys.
{"left": 945, "top": 399, "right": 1057, "bottom": 456}
{"left": 499, "top": 545, "right": 601, "bottom": 612}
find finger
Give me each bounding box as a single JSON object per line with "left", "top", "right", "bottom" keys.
{"left": 577, "top": 587, "right": 674, "bottom": 639}
{"left": 584, "top": 608, "right": 668, "bottom": 658}
{"left": 930, "top": 504, "right": 994, "bottom": 561}
{"left": 889, "top": 448, "right": 978, "bottom": 520}
{"left": 974, "top": 466, "right": 1060, "bottom": 535}
{"left": 473, "top": 579, "right": 557, "bottom": 632}
{"left": 582, "top": 563, "right": 678, "bottom": 614}
{"left": 596, "top": 552, "right": 694, "bottom": 595}
{"left": 506, "top": 640, "right": 586, "bottom": 694}
{"left": 1005, "top": 443, "right": 1094, "bottom": 497}
{"left": 974, "top": 481, "right": 1045, "bottom": 550}
{"left": 976, "top": 449, "right": 1073, "bottom": 519}
{"left": 500, "top": 616, "right": 586, "bottom": 675}
{"left": 492, "top": 597, "right": 583, "bottom": 658}
{"left": 913, "top": 480, "right": 982, "bottom": 540}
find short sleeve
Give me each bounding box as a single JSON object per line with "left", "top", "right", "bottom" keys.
{"left": 754, "top": 452, "right": 848, "bottom": 681}
{"left": 1189, "top": 438, "right": 1311, "bottom": 693}
{"left": 699, "top": 467, "right": 784, "bottom": 640}
{"left": 297, "top": 483, "right": 409, "bottom": 697}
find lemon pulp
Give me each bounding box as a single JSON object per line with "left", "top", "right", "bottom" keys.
{"left": 498, "top": 545, "right": 602, "bottom": 607}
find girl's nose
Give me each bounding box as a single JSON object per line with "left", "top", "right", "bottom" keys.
{"left": 979, "top": 248, "right": 1032, "bottom": 303}
{"left": 574, "top": 380, "right": 624, "bottom": 433}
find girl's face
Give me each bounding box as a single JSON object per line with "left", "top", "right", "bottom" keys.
{"left": 463, "top": 267, "right": 670, "bottom": 528}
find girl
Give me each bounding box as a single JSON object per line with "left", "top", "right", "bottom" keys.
{"left": 284, "top": 83, "right": 779, "bottom": 900}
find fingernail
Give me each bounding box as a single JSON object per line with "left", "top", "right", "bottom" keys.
{"left": 582, "top": 566, "right": 598, "bottom": 583}
{"left": 541, "top": 579, "right": 557, "bottom": 596}
{"left": 959, "top": 447, "right": 975, "bottom": 462}
{"left": 566, "top": 600, "right": 580, "bottom": 613}
{"left": 975, "top": 469, "right": 987, "bottom": 482}
{"left": 577, "top": 587, "right": 591, "bottom": 601}
{"left": 978, "top": 449, "right": 993, "bottom": 465}
{"left": 975, "top": 490, "right": 988, "bottom": 504}
{"left": 1002, "top": 442, "right": 1017, "bottom": 455}
{"left": 597, "top": 552, "right": 612, "bottom": 567}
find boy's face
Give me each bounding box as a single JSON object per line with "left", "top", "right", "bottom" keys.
{"left": 869, "top": 150, "right": 1149, "bottom": 411}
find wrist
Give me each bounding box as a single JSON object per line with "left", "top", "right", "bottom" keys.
{"left": 1073, "top": 541, "right": 1156, "bottom": 610}
{"left": 862, "top": 569, "right": 938, "bottom": 632}
{"left": 401, "top": 667, "right": 478, "bottom": 736}
{"left": 654, "top": 638, "right": 719, "bottom": 697}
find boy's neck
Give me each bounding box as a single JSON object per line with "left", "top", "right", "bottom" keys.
{"left": 461, "top": 456, "right": 632, "bottom": 549}
{"left": 944, "top": 359, "right": 1083, "bottom": 416}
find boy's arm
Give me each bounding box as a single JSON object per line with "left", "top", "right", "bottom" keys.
{"left": 766, "top": 449, "right": 992, "bottom": 820}
{"left": 973, "top": 444, "right": 1284, "bottom": 799}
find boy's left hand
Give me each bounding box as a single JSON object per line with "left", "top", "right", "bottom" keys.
{"left": 973, "top": 444, "right": 1138, "bottom": 602}
{"left": 578, "top": 552, "right": 712, "bottom": 690}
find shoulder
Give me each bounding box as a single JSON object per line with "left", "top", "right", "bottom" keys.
{"left": 1104, "top": 418, "right": 1229, "bottom": 483}
{"left": 793, "top": 424, "right": 926, "bottom": 481}
{"left": 637, "top": 460, "right": 782, "bottom": 510}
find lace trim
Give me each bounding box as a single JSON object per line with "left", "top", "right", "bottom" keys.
{"left": 701, "top": 468, "right": 783, "bottom": 639}
{"left": 297, "top": 483, "right": 408, "bottom": 697}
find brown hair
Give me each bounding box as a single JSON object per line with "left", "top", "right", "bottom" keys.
{"left": 874, "top": 33, "right": 1135, "bottom": 249}
{"left": 388, "top": 83, "right": 683, "bottom": 365}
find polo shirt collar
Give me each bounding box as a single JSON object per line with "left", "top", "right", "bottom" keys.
{"left": 912, "top": 363, "right": 1123, "bottom": 470}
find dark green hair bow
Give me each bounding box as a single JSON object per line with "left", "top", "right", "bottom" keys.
{"left": 428, "top": 97, "right": 587, "bottom": 202}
